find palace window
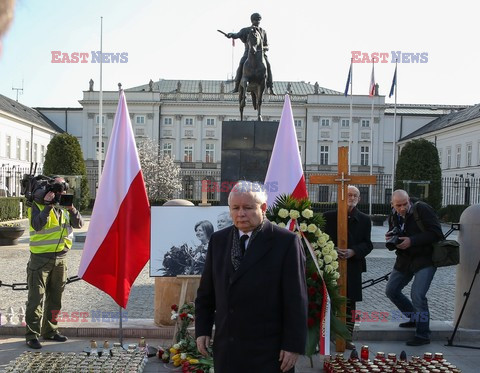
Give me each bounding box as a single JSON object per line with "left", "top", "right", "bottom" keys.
{"left": 319, "top": 145, "right": 329, "bottom": 165}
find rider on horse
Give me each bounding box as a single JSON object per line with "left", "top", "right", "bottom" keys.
{"left": 227, "top": 13, "right": 276, "bottom": 95}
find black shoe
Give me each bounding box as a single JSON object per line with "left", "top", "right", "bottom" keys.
{"left": 44, "top": 333, "right": 68, "bottom": 342}
{"left": 268, "top": 87, "right": 276, "bottom": 95}
{"left": 26, "top": 339, "right": 42, "bottom": 349}
{"left": 399, "top": 321, "right": 416, "bottom": 328}
{"left": 406, "top": 336, "right": 430, "bottom": 346}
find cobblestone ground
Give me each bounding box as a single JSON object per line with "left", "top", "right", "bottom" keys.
{"left": 360, "top": 257, "right": 455, "bottom": 321}
{"left": 0, "top": 250, "right": 456, "bottom": 323}
{"left": 0, "top": 217, "right": 456, "bottom": 323}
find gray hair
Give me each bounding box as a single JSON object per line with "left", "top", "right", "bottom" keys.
{"left": 227, "top": 181, "right": 268, "bottom": 206}
{"left": 392, "top": 189, "right": 409, "bottom": 201}
{"left": 348, "top": 185, "right": 360, "bottom": 196}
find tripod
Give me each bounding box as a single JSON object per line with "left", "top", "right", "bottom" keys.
{"left": 446, "top": 253, "right": 480, "bottom": 349}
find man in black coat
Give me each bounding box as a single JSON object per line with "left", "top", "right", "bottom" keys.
{"left": 195, "top": 181, "right": 308, "bottom": 373}
{"left": 385, "top": 189, "right": 443, "bottom": 346}
{"left": 323, "top": 185, "right": 373, "bottom": 349}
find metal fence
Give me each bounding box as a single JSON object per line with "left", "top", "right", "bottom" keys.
{"left": 5, "top": 165, "right": 480, "bottom": 209}
{"left": 0, "top": 165, "right": 43, "bottom": 197}
{"left": 442, "top": 177, "right": 480, "bottom": 206}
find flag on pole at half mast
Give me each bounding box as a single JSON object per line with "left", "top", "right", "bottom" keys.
{"left": 389, "top": 64, "right": 397, "bottom": 98}
{"left": 264, "top": 94, "right": 308, "bottom": 207}
{"left": 78, "top": 90, "right": 150, "bottom": 309}
{"left": 344, "top": 62, "right": 352, "bottom": 97}
{"left": 369, "top": 63, "right": 376, "bottom": 96}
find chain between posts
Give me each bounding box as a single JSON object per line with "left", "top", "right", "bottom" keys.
{"left": 0, "top": 276, "right": 81, "bottom": 291}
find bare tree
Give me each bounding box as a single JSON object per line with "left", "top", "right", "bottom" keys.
{"left": 136, "top": 138, "right": 182, "bottom": 200}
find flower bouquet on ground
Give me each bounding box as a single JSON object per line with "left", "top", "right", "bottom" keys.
{"left": 266, "top": 195, "right": 350, "bottom": 356}
{"left": 160, "top": 303, "right": 214, "bottom": 373}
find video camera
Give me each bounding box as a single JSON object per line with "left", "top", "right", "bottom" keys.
{"left": 20, "top": 163, "right": 69, "bottom": 206}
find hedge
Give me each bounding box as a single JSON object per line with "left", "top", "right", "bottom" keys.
{"left": 0, "top": 197, "right": 27, "bottom": 221}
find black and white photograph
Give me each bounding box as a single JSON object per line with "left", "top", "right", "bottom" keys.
{"left": 150, "top": 206, "right": 232, "bottom": 276}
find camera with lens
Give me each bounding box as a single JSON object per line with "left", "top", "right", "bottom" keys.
{"left": 385, "top": 226, "right": 405, "bottom": 250}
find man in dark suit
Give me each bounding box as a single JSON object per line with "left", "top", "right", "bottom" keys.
{"left": 385, "top": 189, "right": 443, "bottom": 346}
{"left": 323, "top": 185, "right": 373, "bottom": 349}
{"left": 195, "top": 181, "right": 307, "bottom": 373}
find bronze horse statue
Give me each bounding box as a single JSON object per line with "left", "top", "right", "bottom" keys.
{"left": 239, "top": 27, "right": 267, "bottom": 121}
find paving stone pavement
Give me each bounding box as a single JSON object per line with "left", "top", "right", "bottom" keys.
{"left": 0, "top": 217, "right": 459, "bottom": 324}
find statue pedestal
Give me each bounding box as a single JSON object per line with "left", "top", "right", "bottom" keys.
{"left": 221, "top": 121, "right": 278, "bottom": 205}
{"left": 154, "top": 275, "right": 201, "bottom": 326}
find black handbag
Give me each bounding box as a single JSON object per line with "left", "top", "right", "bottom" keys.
{"left": 413, "top": 202, "right": 460, "bottom": 268}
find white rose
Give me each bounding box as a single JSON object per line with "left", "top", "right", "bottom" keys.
{"left": 311, "top": 242, "right": 318, "bottom": 249}
{"left": 315, "top": 229, "right": 322, "bottom": 237}
{"left": 326, "top": 241, "right": 335, "bottom": 250}
{"left": 322, "top": 233, "right": 330, "bottom": 241}
{"left": 173, "top": 343, "right": 180, "bottom": 350}
{"left": 325, "top": 264, "right": 334, "bottom": 273}
{"left": 317, "top": 259, "right": 323, "bottom": 267}
{"left": 316, "top": 250, "right": 322, "bottom": 258}
{"left": 331, "top": 250, "right": 338, "bottom": 260}
{"left": 334, "top": 272, "right": 340, "bottom": 279}
{"left": 324, "top": 254, "right": 333, "bottom": 264}
{"left": 299, "top": 223, "right": 308, "bottom": 232}
{"left": 332, "top": 261, "right": 339, "bottom": 269}
{"left": 307, "top": 224, "right": 317, "bottom": 233}
{"left": 301, "top": 209, "right": 314, "bottom": 219}
{"left": 180, "top": 353, "right": 187, "bottom": 360}
{"left": 322, "top": 246, "right": 330, "bottom": 256}
{"left": 317, "top": 236, "right": 326, "bottom": 246}
{"left": 289, "top": 210, "right": 300, "bottom": 219}
{"left": 278, "top": 208, "right": 289, "bottom": 218}
{"left": 278, "top": 222, "right": 286, "bottom": 228}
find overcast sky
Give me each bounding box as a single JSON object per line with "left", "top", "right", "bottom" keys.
{"left": 0, "top": 0, "right": 478, "bottom": 108}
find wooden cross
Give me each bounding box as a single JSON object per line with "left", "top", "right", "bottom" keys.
{"left": 310, "top": 146, "right": 377, "bottom": 352}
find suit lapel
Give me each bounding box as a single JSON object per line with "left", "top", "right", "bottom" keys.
{"left": 230, "top": 220, "right": 274, "bottom": 284}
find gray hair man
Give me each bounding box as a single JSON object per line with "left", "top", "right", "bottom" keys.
{"left": 195, "top": 181, "right": 307, "bottom": 373}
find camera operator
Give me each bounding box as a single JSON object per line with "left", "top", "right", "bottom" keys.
{"left": 25, "top": 176, "right": 83, "bottom": 349}
{"left": 385, "top": 189, "right": 443, "bottom": 346}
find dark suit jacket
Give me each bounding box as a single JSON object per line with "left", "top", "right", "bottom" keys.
{"left": 323, "top": 208, "right": 373, "bottom": 302}
{"left": 388, "top": 201, "right": 443, "bottom": 273}
{"left": 195, "top": 220, "right": 307, "bottom": 373}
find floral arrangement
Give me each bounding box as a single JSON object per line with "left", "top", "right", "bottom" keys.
{"left": 266, "top": 194, "right": 350, "bottom": 356}
{"left": 159, "top": 303, "right": 214, "bottom": 373}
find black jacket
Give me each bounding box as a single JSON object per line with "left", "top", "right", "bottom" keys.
{"left": 195, "top": 220, "right": 307, "bottom": 373}
{"left": 388, "top": 201, "right": 443, "bottom": 273}
{"left": 323, "top": 208, "right": 373, "bottom": 302}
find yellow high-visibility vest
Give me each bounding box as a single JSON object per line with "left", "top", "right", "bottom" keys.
{"left": 28, "top": 202, "right": 73, "bottom": 254}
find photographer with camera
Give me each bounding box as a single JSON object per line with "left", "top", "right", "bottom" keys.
{"left": 385, "top": 189, "right": 443, "bottom": 346}
{"left": 25, "top": 176, "right": 83, "bottom": 349}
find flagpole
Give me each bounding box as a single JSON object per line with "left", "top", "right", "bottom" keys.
{"left": 98, "top": 16, "right": 103, "bottom": 187}
{"left": 119, "top": 306, "right": 123, "bottom": 346}
{"left": 348, "top": 59, "right": 353, "bottom": 174}
{"left": 369, "top": 62, "right": 375, "bottom": 216}
{"left": 391, "top": 62, "right": 398, "bottom": 192}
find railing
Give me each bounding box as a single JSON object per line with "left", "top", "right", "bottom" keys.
{"left": 0, "top": 165, "right": 43, "bottom": 197}
{"left": 53, "top": 166, "right": 480, "bottom": 209}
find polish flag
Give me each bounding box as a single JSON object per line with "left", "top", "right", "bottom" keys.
{"left": 264, "top": 94, "right": 307, "bottom": 207}
{"left": 78, "top": 90, "right": 150, "bottom": 308}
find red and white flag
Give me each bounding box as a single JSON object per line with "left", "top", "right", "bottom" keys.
{"left": 78, "top": 90, "right": 150, "bottom": 308}
{"left": 369, "top": 62, "right": 376, "bottom": 96}
{"left": 264, "top": 94, "right": 307, "bottom": 207}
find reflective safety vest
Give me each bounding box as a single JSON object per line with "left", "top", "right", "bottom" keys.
{"left": 28, "top": 202, "right": 73, "bottom": 254}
